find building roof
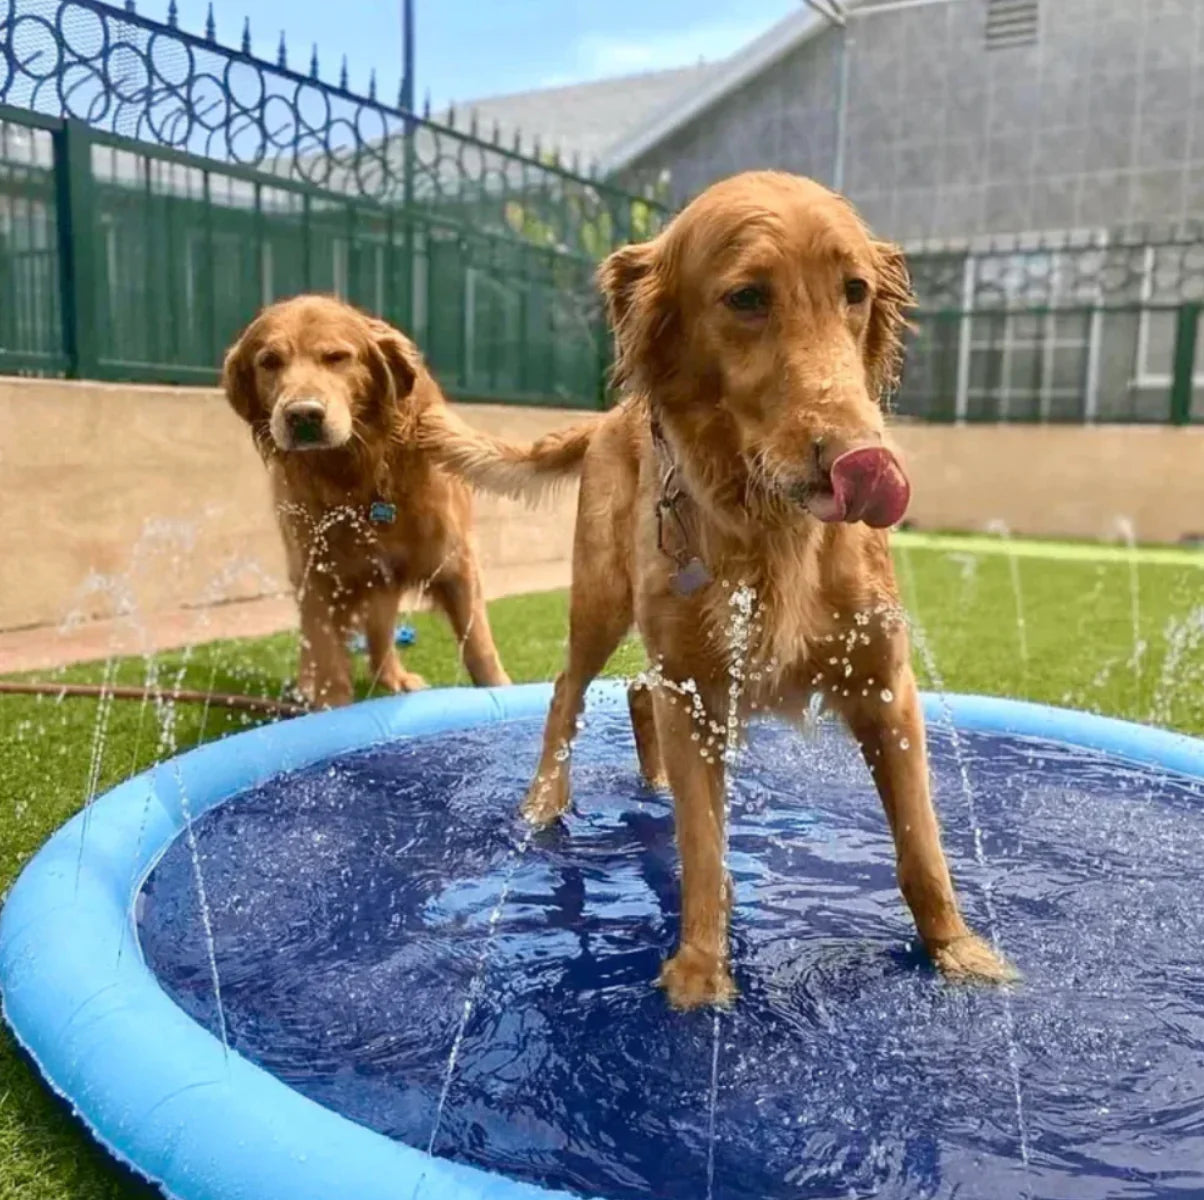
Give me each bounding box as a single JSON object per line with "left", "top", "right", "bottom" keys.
{"left": 442, "top": 61, "right": 726, "bottom": 171}
{"left": 596, "top": 5, "right": 837, "bottom": 175}
{"left": 446, "top": 4, "right": 851, "bottom": 176}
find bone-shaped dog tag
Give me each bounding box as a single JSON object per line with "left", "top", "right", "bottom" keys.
{"left": 672, "top": 557, "right": 712, "bottom": 596}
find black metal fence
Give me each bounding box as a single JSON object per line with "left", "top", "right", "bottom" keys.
{"left": 3, "top": 1, "right": 1203, "bottom": 423}
{"left": 900, "top": 230, "right": 1204, "bottom": 424}
{"left": 0, "top": 0, "right": 668, "bottom": 406}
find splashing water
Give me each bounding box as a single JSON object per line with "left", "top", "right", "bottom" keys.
{"left": 1114, "top": 517, "right": 1145, "bottom": 705}
{"left": 171, "top": 760, "right": 230, "bottom": 1059}
{"left": 73, "top": 655, "right": 119, "bottom": 895}
{"left": 907, "top": 612, "right": 1032, "bottom": 1182}
{"left": 986, "top": 520, "right": 1029, "bottom": 695}
{"left": 707, "top": 583, "right": 758, "bottom": 1200}
{"left": 1149, "top": 606, "right": 1204, "bottom": 728}
{"left": 416, "top": 821, "right": 537, "bottom": 1196}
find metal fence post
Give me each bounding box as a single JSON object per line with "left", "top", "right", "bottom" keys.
{"left": 1169, "top": 302, "right": 1200, "bottom": 425}
{"left": 52, "top": 119, "right": 99, "bottom": 379}
{"left": 399, "top": 114, "right": 416, "bottom": 332}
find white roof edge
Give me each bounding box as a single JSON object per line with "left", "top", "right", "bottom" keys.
{"left": 595, "top": 6, "right": 836, "bottom": 177}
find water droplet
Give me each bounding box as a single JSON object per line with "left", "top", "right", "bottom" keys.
{"left": 880, "top": 688, "right": 894, "bottom": 703}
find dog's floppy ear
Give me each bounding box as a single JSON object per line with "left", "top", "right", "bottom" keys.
{"left": 597, "top": 239, "right": 657, "bottom": 331}
{"left": 865, "top": 239, "right": 915, "bottom": 407}
{"left": 366, "top": 317, "right": 420, "bottom": 399}
{"left": 365, "top": 316, "right": 424, "bottom": 438}
{"left": 221, "top": 328, "right": 262, "bottom": 427}
{"left": 596, "top": 237, "right": 674, "bottom": 392}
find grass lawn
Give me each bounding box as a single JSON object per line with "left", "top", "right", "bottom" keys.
{"left": 1, "top": 542, "right": 1203, "bottom": 1197}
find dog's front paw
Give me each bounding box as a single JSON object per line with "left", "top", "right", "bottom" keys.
{"left": 931, "top": 933, "right": 1018, "bottom": 984}
{"left": 657, "top": 945, "right": 737, "bottom": 1011}
{"left": 379, "top": 659, "right": 427, "bottom": 694}
{"left": 520, "top": 769, "right": 570, "bottom": 828}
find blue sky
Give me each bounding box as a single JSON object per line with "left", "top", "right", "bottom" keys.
{"left": 169, "top": 0, "right": 798, "bottom": 108}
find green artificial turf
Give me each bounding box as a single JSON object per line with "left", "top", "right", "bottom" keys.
{"left": 1, "top": 542, "right": 1203, "bottom": 1198}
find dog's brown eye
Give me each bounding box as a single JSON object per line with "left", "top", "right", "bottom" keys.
{"left": 726, "top": 284, "right": 770, "bottom": 315}
{"left": 321, "top": 349, "right": 352, "bottom": 366}
{"left": 844, "top": 278, "right": 869, "bottom": 305}
{"left": 257, "top": 350, "right": 283, "bottom": 371}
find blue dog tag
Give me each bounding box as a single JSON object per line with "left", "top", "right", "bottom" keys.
{"left": 672, "top": 557, "right": 712, "bottom": 596}
{"left": 369, "top": 501, "right": 397, "bottom": 525}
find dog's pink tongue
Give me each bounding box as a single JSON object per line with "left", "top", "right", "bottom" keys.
{"left": 810, "top": 447, "right": 911, "bottom": 529}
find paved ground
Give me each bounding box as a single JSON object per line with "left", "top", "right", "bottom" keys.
{"left": 0, "top": 559, "right": 574, "bottom": 675}
{"left": 0, "top": 595, "right": 298, "bottom": 675}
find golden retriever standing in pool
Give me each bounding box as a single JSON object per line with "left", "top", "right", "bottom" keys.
{"left": 223, "top": 295, "right": 510, "bottom": 708}
{"left": 422, "top": 171, "right": 1016, "bottom": 1009}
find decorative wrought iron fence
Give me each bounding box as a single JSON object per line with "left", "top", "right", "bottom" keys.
{"left": 899, "top": 230, "right": 1204, "bottom": 425}
{"left": 0, "top": 0, "right": 669, "bottom": 405}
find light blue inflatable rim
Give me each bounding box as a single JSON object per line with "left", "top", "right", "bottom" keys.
{"left": 3, "top": 680, "right": 1204, "bottom": 1200}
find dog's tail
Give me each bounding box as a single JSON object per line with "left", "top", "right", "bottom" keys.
{"left": 420, "top": 405, "right": 596, "bottom": 502}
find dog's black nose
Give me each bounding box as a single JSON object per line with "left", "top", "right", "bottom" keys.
{"left": 284, "top": 400, "right": 326, "bottom": 444}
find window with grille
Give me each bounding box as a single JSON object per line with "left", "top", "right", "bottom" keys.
{"left": 985, "top": 0, "right": 1038, "bottom": 49}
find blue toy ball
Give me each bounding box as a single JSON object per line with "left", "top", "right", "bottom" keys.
{"left": 348, "top": 624, "right": 417, "bottom": 654}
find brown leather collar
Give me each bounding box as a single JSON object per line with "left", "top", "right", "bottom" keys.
{"left": 650, "top": 416, "right": 712, "bottom": 595}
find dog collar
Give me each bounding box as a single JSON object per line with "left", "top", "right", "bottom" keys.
{"left": 650, "top": 417, "right": 712, "bottom": 596}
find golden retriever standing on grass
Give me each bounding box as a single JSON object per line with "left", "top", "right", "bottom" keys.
{"left": 223, "top": 295, "right": 509, "bottom": 708}
{"left": 424, "top": 171, "right": 1016, "bottom": 1009}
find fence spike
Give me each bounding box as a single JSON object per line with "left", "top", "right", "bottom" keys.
{"left": 533, "top": 134, "right": 542, "bottom": 160}
{"left": 166, "top": 0, "right": 178, "bottom": 28}
{"left": 123, "top": 0, "right": 135, "bottom": 12}
{"left": 447, "top": 102, "right": 456, "bottom": 128}
{"left": 368, "top": 69, "right": 378, "bottom": 100}
{"left": 310, "top": 44, "right": 319, "bottom": 79}
{"left": 492, "top": 119, "right": 500, "bottom": 144}
{"left": 572, "top": 150, "right": 580, "bottom": 174}
{"left": 339, "top": 55, "right": 349, "bottom": 90}
{"left": 512, "top": 127, "right": 521, "bottom": 153}
{"left": 277, "top": 31, "right": 288, "bottom": 69}
{"left": 423, "top": 89, "right": 431, "bottom": 119}
{"left": 241, "top": 16, "right": 251, "bottom": 54}
{"left": 470, "top": 109, "right": 479, "bottom": 137}
{"left": 205, "top": 2, "right": 215, "bottom": 41}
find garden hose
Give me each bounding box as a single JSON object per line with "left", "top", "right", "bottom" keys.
{"left": 0, "top": 680, "right": 307, "bottom": 718}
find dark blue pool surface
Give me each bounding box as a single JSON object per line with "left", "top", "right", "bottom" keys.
{"left": 138, "top": 712, "right": 1204, "bottom": 1200}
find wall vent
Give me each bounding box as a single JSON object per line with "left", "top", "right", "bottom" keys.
{"left": 986, "top": 0, "right": 1038, "bottom": 49}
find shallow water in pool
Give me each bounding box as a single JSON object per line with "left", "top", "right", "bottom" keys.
{"left": 139, "top": 710, "right": 1204, "bottom": 1200}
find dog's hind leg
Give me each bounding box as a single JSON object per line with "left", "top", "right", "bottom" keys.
{"left": 430, "top": 554, "right": 510, "bottom": 688}
{"left": 522, "top": 495, "right": 632, "bottom": 827}
{"left": 364, "top": 584, "right": 426, "bottom": 694}
{"left": 628, "top": 682, "right": 667, "bottom": 789}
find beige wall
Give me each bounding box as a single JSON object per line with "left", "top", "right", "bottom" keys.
{"left": 1, "top": 377, "right": 1200, "bottom": 634}
{"left": 891, "top": 422, "right": 1204, "bottom": 544}
{"left": 0, "top": 378, "right": 585, "bottom": 633}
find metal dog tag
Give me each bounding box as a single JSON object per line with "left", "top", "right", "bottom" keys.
{"left": 672, "top": 557, "right": 712, "bottom": 596}
{"left": 368, "top": 500, "right": 397, "bottom": 525}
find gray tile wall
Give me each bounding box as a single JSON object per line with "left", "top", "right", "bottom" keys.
{"left": 621, "top": 29, "right": 842, "bottom": 208}
{"left": 622, "top": 0, "right": 1204, "bottom": 242}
